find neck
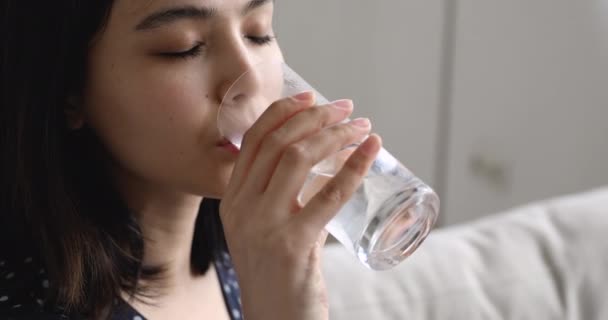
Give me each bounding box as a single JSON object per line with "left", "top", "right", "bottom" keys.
{"left": 114, "top": 169, "right": 205, "bottom": 290}
{"left": 135, "top": 195, "right": 202, "bottom": 286}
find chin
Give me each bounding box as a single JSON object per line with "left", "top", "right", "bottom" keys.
{"left": 184, "top": 171, "right": 231, "bottom": 200}
{"left": 175, "top": 156, "right": 234, "bottom": 198}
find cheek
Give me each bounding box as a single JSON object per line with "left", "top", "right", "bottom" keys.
{"left": 83, "top": 60, "right": 220, "bottom": 192}
{"left": 87, "top": 69, "right": 207, "bottom": 148}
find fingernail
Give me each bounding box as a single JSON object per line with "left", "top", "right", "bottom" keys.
{"left": 361, "top": 134, "right": 381, "bottom": 156}
{"left": 293, "top": 91, "right": 314, "bottom": 101}
{"left": 350, "top": 117, "right": 370, "bottom": 129}
{"left": 331, "top": 99, "right": 353, "bottom": 110}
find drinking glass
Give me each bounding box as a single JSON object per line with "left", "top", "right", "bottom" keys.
{"left": 218, "top": 60, "right": 439, "bottom": 270}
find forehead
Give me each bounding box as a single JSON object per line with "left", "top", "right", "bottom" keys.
{"left": 114, "top": 0, "right": 259, "bottom": 20}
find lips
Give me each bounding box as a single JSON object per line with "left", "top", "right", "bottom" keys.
{"left": 217, "top": 138, "right": 240, "bottom": 155}
{"left": 216, "top": 137, "right": 232, "bottom": 147}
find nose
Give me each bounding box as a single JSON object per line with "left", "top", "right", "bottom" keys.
{"left": 218, "top": 64, "right": 262, "bottom": 107}
{"left": 214, "top": 37, "right": 263, "bottom": 106}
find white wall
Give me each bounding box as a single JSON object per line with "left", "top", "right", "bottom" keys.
{"left": 444, "top": 0, "right": 608, "bottom": 224}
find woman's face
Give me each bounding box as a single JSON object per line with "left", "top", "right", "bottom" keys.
{"left": 82, "top": 0, "right": 282, "bottom": 198}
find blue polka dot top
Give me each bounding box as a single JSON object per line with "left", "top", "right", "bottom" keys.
{"left": 0, "top": 250, "right": 243, "bottom": 319}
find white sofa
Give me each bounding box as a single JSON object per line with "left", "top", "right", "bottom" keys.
{"left": 322, "top": 187, "right": 608, "bottom": 320}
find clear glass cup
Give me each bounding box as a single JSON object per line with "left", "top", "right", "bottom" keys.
{"left": 218, "top": 60, "right": 440, "bottom": 270}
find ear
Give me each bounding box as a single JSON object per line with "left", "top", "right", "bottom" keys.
{"left": 64, "top": 95, "right": 85, "bottom": 130}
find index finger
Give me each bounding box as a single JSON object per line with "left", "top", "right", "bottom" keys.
{"left": 225, "top": 91, "right": 316, "bottom": 196}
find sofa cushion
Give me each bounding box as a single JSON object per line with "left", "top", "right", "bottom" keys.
{"left": 322, "top": 187, "right": 608, "bottom": 320}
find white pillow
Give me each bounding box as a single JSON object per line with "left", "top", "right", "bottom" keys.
{"left": 322, "top": 187, "right": 608, "bottom": 320}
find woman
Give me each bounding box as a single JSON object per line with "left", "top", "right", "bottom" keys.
{"left": 0, "top": 0, "right": 380, "bottom": 319}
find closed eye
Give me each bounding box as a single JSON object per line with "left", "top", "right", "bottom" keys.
{"left": 158, "top": 35, "right": 275, "bottom": 60}
{"left": 158, "top": 42, "right": 204, "bottom": 59}
{"left": 246, "top": 35, "right": 275, "bottom": 45}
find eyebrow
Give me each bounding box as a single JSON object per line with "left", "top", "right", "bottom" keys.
{"left": 135, "top": 0, "right": 273, "bottom": 31}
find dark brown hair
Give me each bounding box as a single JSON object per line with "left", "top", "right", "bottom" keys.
{"left": 0, "top": 1, "right": 226, "bottom": 317}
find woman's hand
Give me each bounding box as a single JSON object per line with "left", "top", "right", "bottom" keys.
{"left": 219, "top": 91, "right": 381, "bottom": 320}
